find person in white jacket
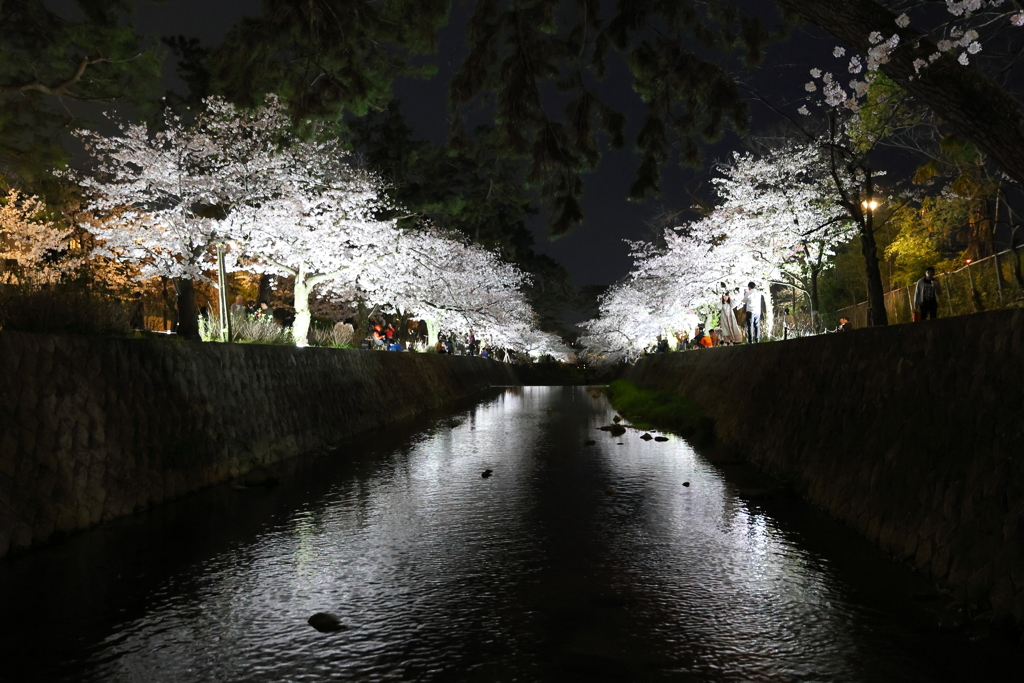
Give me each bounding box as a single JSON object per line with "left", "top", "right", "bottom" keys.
{"left": 740, "top": 282, "right": 765, "bottom": 343}
{"left": 913, "top": 267, "right": 941, "bottom": 321}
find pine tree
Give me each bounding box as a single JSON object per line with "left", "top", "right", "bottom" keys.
{"left": 0, "top": 0, "right": 162, "bottom": 195}
{"left": 209, "top": 0, "right": 449, "bottom": 126}
{"left": 449, "top": 0, "right": 768, "bottom": 236}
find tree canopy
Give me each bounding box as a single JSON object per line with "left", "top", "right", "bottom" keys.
{"left": 210, "top": 0, "right": 449, "bottom": 123}
{"left": 0, "top": 0, "right": 162, "bottom": 195}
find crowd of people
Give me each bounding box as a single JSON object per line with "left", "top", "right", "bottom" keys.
{"left": 229, "top": 295, "right": 275, "bottom": 322}
{"left": 208, "top": 296, "right": 508, "bottom": 357}
{"left": 434, "top": 330, "right": 493, "bottom": 358}
{"left": 641, "top": 267, "right": 943, "bottom": 357}
{"left": 644, "top": 281, "right": 766, "bottom": 355}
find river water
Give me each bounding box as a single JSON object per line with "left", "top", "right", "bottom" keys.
{"left": 1, "top": 386, "right": 1021, "bottom": 682}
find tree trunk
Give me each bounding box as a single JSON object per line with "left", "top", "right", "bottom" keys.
{"left": 1011, "top": 225, "right": 1024, "bottom": 289}
{"left": 859, "top": 224, "right": 888, "bottom": 326}
{"left": 257, "top": 274, "right": 273, "bottom": 305}
{"left": 991, "top": 190, "right": 1007, "bottom": 289}
{"left": 160, "top": 276, "right": 175, "bottom": 332}
{"left": 355, "top": 301, "right": 370, "bottom": 343}
{"left": 173, "top": 278, "right": 199, "bottom": 340}
{"left": 425, "top": 319, "right": 440, "bottom": 349}
{"left": 860, "top": 174, "right": 889, "bottom": 327}
{"left": 292, "top": 266, "right": 311, "bottom": 347}
{"left": 396, "top": 309, "right": 412, "bottom": 347}
{"left": 809, "top": 267, "right": 821, "bottom": 332}
{"left": 776, "top": 0, "right": 1024, "bottom": 190}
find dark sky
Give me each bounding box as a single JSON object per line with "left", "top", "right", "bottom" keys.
{"left": 127, "top": 0, "right": 841, "bottom": 288}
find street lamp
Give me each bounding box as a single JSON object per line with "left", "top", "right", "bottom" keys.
{"left": 859, "top": 198, "right": 886, "bottom": 325}
{"left": 964, "top": 258, "right": 978, "bottom": 313}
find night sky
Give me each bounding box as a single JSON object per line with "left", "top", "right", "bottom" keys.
{"left": 128, "top": 0, "right": 842, "bottom": 288}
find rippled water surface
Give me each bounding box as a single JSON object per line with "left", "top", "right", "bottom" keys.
{"left": 2, "top": 386, "right": 1021, "bottom": 682}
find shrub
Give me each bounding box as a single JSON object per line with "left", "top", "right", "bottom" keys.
{"left": 309, "top": 322, "right": 355, "bottom": 348}
{"left": 199, "top": 312, "right": 294, "bottom": 345}
{"left": 0, "top": 286, "right": 131, "bottom": 336}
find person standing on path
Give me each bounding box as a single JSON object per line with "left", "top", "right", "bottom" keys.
{"left": 719, "top": 284, "right": 744, "bottom": 344}
{"left": 230, "top": 295, "right": 248, "bottom": 321}
{"left": 914, "top": 267, "right": 941, "bottom": 321}
{"left": 740, "top": 282, "right": 765, "bottom": 343}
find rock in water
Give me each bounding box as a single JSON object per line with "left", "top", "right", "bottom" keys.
{"left": 584, "top": 440, "right": 597, "bottom": 446}
{"left": 682, "top": 482, "right": 690, "bottom": 487}
{"left": 612, "top": 415, "right": 622, "bottom": 423}
{"left": 481, "top": 469, "right": 493, "bottom": 479}
{"left": 308, "top": 613, "right": 345, "bottom": 632}
{"left": 609, "top": 424, "right": 626, "bottom": 436}
{"left": 640, "top": 433, "right": 653, "bottom": 441}
{"left": 654, "top": 436, "right": 669, "bottom": 442}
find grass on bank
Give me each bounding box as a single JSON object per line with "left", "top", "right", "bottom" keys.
{"left": 604, "top": 379, "right": 714, "bottom": 444}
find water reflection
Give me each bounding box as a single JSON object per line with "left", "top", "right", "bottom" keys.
{"left": 0, "top": 386, "right": 1020, "bottom": 682}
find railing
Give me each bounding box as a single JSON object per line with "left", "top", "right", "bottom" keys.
{"left": 836, "top": 248, "right": 1024, "bottom": 328}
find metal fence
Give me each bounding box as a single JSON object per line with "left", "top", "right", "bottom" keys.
{"left": 836, "top": 249, "right": 1024, "bottom": 328}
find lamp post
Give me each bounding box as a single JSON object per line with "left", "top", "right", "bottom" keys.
{"left": 965, "top": 257, "right": 979, "bottom": 313}
{"left": 216, "top": 242, "right": 232, "bottom": 342}
{"left": 863, "top": 197, "right": 893, "bottom": 286}
{"left": 861, "top": 198, "right": 881, "bottom": 325}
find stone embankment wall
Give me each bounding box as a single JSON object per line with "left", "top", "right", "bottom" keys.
{"left": 0, "top": 332, "right": 522, "bottom": 557}
{"left": 625, "top": 309, "right": 1024, "bottom": 623}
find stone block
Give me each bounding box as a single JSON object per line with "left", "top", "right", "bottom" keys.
{"left": 37, "top": 469, "right": 58, "bottom": 500}
{"left": 91, "top": 421, "right": 106, "bottom": 448}
{"left": 931, "top": 544, "right": 952, "bottom": 580}
{"left": 1012, "top": 590, "right": 1024, "bottom": 622}
{"left": 0, "top": 431, "right": 17, "bottom": 478}
{"left": 73, "top": 421, "right": 90, "bottom": 450}
{"left": 75, "top": 504, "right": 91, "bottom": 529}
{"left": 9, "top": 522, "right": 32, "bottom": 549}
{"left": 964, "top": 561, "right": 994, "bottom": 603}
{"left": 915, "top": 538, "right": 934, "bottom": 571}
{"left": 32, "top": 514, "right": 55, "bottom": 545}
{"left": 866, "top": 513, "right": 883, "bottom": 543}
{"left": 902, "top": 529, "right": 919, "bottom": 560}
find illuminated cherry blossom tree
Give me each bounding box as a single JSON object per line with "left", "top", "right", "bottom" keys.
{"left": 704, "top": 144, "right": 856, "bottom": 326}
{"left": 75, "top": 96, "right": 295, "bottom": 339}
{"left": 582, "top": 141, "right": 855, "bottom": 360}
{"left": 79, "top": 95, "right": 556, "bottom": 352}
{"left": 365, "top": 226, "right": 542, "bottom": 353}
{"left": 224, "top": 138, "right": 399, "bottom": 346}
{"left": 0, "top": 190, "right": 78, "bottom": 286}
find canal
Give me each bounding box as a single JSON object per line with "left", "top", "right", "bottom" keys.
{"left": 1, "top": 386, "right": 1021, "bottom": 682}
